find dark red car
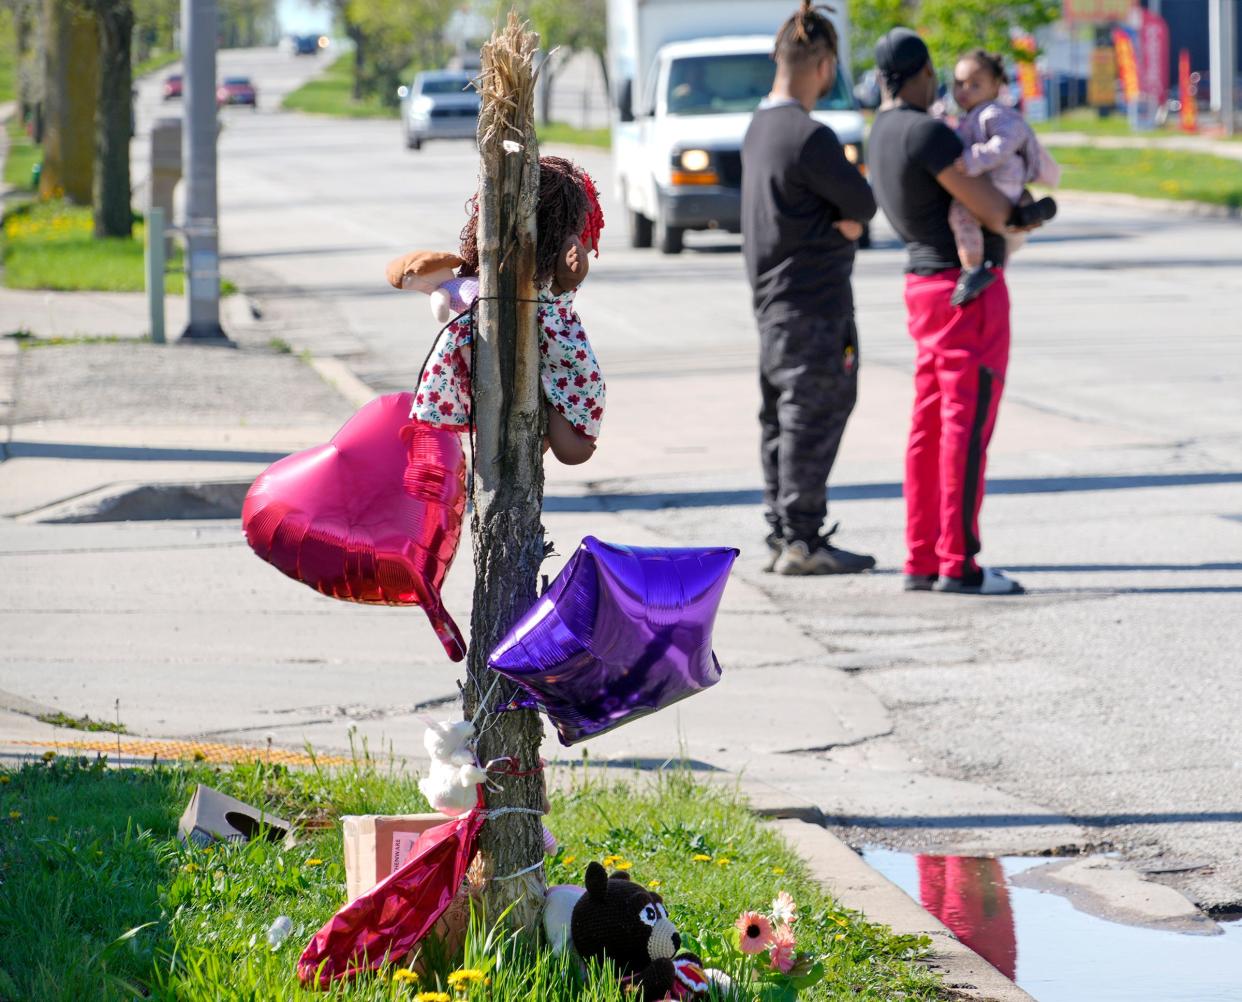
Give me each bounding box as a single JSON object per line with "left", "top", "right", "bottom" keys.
{"left": 162, "top": 73, "right": 182, "bottom": 100}
{"left": 216, "top": 76, "right": 257, "bottom": 109}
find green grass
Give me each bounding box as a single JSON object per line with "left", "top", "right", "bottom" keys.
{"left": 1035, "top": 106, "right": 1242, "bottom": 142}
{"left": 4, "top": 116, "right": 40, "bottom": 192}
{"left": 0, "top": 753, "right": 943, "bottom": 1001}
{"left": 283, "top": 55, "right": 396, "bottom": 119}
{"left": 135, "top": 50, "right": 180, "bottom": 80}
{"left": 36, "top": 711, "right": 128, "bottom": 734}
{"left": 537, "top": 122, "right": 612, "bottom": 150}
{"left": 0, "top": 8, "right": 15, "bottom": 105}
{"left": 1046, "top": 145, "right": 1242, "bottom": 207}
{"left": 2, "top": 200, "right": 186, "bottom": 294}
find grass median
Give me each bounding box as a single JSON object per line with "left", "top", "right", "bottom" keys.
{"left": 283, "top": 54, "right": 396, "bottom": 118}
{"left": 2, "top": 200, "right": 186, "bottom": 294}
{"left": 0, "top": 752, "right": 942, "bottom": 1001}
{"left": 1046, "top": 145, "right": 1242, "bottom": 208}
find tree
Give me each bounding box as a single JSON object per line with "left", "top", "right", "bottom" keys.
{"left": 914, "top": 0, "right": 1059, "bottom": 75}
{"left": 345, "top": 0, "right": 456, "bottom": 103}
{"left": 40, "top": 0, "right": 96, "bottom": 203}
{"left": 847, "top": 0, "right": 1059, "bottom": 77}
{"left": 501, "top": 0, "right": 604, "bottom": 124}
{"left": 84, "top": 0, "right": 134, "bottom": 238}
{"left": 847, "top": 0, "right": 915, "bottom": 74}
{"left": 464, "top": 12, "right": 548, "bottom": 931}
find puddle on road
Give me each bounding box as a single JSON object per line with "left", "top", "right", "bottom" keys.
{"left": 863, "top": 848, "right": 1242, "bottom": 1002}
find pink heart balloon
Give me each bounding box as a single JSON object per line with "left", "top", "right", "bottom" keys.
{"left": 242, "top": 393, "right": 467, "bottom": 661}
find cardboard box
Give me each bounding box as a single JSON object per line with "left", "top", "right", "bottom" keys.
{"left": 341, "top": 813, "right": 451, "bottom": 903}
{"left": 342, "top": 813, "right": 475, "bottom": 970}
{"left": 178, "top": 784, "right": 291, "bottom": 847}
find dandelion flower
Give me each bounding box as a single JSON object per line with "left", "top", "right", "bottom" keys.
{"left": 562, "top": 854, "right": 576, "bottom": 866}
{"left": 601, "top": 854, "right": 621, "bottom": 867}
{"left": 648, "top": 879, "right": 662, "bottom": 889}
{"left": 414, "top": 993, "right": 450, "bottom": 1002}
{"left": 692, "top": 853, "right": 712, "bottom": 862}
{"left": 392, "top": 968, "right": 419, "bottom": 983}
{"left": 769, "top": 923, "right": 796, "bottom": 973}
{"left": 446, "top": 968, "right": 486, "bottom": 988}
{"left": 611, "top": 859, "right": 633, "bottom": 871}
{"left": 834, "top": 933, "right": 846, "bottom": 941}
{"left": 8, "top": 811, "right": 21, "bottom": 821}
{"left": 771, "top": 866, "right": 785, "bottom": 875}
{"left": 305, "top": 858, "right": 324, "bottom": 867}
{"left": 714, "top": 857, "right": 731, "bottom": 867}
{"left": 0, "top": 775, "right": 10, "bottom": 784}
{"left": 771, "top": 890, "right": 797, "bottom": 925}
{"left": 181, "top": 862, "right": 199, "bottom": 873}
{"left": 46, "top": 815, "right": 58, "bottom": 823}
{"left": 735, "top": 911, "right": 773, "bottom": 954}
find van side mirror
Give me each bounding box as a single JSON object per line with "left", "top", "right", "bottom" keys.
{"left": 617, "top": 78, "right": 634, "bottom": 123}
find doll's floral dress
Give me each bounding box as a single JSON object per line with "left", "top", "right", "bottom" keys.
{"left": 411, "top": 286, "right": 605, "bottom": 439}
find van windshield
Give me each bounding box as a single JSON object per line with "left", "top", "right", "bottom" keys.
{"left": 665, "top": 53, "right": 854, "bottom": 115}
{"left": 419, "top": 77, "right": 474, "bottom": 95}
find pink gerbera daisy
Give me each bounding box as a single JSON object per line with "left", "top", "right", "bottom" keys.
{"left": 735, "top": 911, "right": 773, "bottom": 954}
{"left": 769, "top": 924, "right": 797, "bottom": 973}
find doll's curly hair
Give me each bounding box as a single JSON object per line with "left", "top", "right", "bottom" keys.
{"left": 457, "top": 156, "right": 591, "bottom": 287}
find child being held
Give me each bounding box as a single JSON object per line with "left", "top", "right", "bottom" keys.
{"left": 948, "top": 49, "right": 1060, "bottom": 307}
{"left": 386, "top": 156, "right": 606, "bottom": 465}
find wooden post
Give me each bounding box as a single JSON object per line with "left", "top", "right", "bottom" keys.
{"left": 463, "top": 13, "right": 546, "bottom": 933}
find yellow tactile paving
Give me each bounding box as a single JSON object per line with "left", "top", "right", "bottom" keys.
{"left": 9, "top": 738, "right": 352, "bottom": 767}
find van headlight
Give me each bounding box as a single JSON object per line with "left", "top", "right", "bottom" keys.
{"left": 679, "top": 149, "right": 711, "bottom": 172}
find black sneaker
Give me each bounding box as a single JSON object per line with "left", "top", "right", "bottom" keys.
{"left": 903, "top": 573, "right": 937, "bottom": 592}
{"left": 933, "top": 567, "right": 1024, "bottom": 595}
{"left": 773, "top": 523, "right": 876, "bottom": 576}
{"left": 951, "top": 264, "right": 998, "bottom": 307}
{"left": 1009, "top": 195, "right": 1058, "bottom": 229}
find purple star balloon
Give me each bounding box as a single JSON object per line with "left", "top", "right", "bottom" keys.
{"left": 487, "top": 537, "right": 739, "bottom": 746}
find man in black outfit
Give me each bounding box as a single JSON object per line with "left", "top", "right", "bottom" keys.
{"left": 742, "top": 2, "right": 878, "bottom": 576}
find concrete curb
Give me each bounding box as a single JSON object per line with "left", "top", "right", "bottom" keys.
{"left": 308, "top": 355, "right": 377, "bottom": 409}
{"left": 769, "top": 818, "right": 1036, "bottom": 1002}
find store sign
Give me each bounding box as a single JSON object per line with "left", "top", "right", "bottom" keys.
{"left": 1089, "top": 45, "right": 1118, "bottom": 107}
{"left": 1064, "top": 0, "right": 1132, "bottom": 23}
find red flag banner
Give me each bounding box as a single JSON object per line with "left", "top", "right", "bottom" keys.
{"left": 1179, "top": 49, "right": 1198, "bottom": 133}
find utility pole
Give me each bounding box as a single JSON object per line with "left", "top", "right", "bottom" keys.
{"left": 1210, "top": 0, "right": 1237, "bottom": 136}
{"left": 180, "top": 0, "right": 229, "bottom": 342}
{"left": 462, "top": 13, "right": 547, "bottom": 933}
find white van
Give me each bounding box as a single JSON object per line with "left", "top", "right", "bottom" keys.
{"left": 607, "top": 0, "right": 867, "bottom": 253}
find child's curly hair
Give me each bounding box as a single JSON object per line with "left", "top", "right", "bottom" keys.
{"left": 457, "top": 156, "right": 591, "bottom": 287}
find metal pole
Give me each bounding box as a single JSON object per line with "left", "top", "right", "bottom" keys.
{"left": 146, "top": 207, "right": 166, "bottom": 344}
{"left": 1221, "top": 0, "right": 1237, "bottom": 136}
{"left": 180, "top": 0, "right": 229, "bottom": 342}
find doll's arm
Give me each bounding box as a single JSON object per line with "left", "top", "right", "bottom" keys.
{"left": 544, "top": 406, "right": 595, "bottom": 465}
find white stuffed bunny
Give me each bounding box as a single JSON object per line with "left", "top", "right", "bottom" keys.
{"left": 418, "top": 720, "right": 488, "bottom": 817}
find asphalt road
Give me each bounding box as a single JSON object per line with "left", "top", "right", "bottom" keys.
{"left": 120, "top": 50, "right": 1242, "bottom": 913}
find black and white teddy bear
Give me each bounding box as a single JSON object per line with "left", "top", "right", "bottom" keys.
{"left": 562, "top": 861, "right": 709, "bottom": 1001}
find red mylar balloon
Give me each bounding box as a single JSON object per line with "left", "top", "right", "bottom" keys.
{"left": 297, "top": 810, "right": 485, "bottom": 987}
{"left": 242, "top": 393, "right": 467, "bottom": 661}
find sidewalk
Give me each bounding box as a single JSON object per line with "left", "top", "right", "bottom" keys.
{"left": 1039, "top": 129, "right": 1242, "bottom": 162}
{"left": 0, "top": 308, "right": 1042, "bottom": 998}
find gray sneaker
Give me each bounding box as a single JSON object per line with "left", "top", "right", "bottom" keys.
{"left": 763, "top": 531, "right": 783, "bottom": 573}
{"left": 773, "top": 527, "right": 876, "bottom": 576}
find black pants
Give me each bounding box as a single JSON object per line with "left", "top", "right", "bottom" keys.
{"left": 759, "top": 313, "right": 858, "bottom": 543}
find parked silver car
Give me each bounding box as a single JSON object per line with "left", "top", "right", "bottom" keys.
{"left": 397, "top": 71, "right": 479, "bottom": 151}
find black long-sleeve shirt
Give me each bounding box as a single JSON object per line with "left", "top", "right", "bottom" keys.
{"left": 741, "top": 102, "right": 876, "bottom": 326}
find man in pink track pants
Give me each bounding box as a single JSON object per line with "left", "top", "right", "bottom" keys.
{"left": 868, "top": 28, "right": 1037, "bottom": 595}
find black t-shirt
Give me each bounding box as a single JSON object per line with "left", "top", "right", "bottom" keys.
{"left": 741, "top": 103, "right": 877, "bottom": 324}
{"left": 868, "top": 106, "right": 1006, "bottom": 274}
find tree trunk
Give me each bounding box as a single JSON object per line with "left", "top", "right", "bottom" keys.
{"left": 41, "top": 0, "right": 97, "bottom": 204}
{"left": 348, "top": 24, "right": 366, "bottom": 101}
{"left": 94, "top": 0, "right": 135, "bottom": 239}
{"left": 464, "top": 13, "right": 546, "bottom": 935}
